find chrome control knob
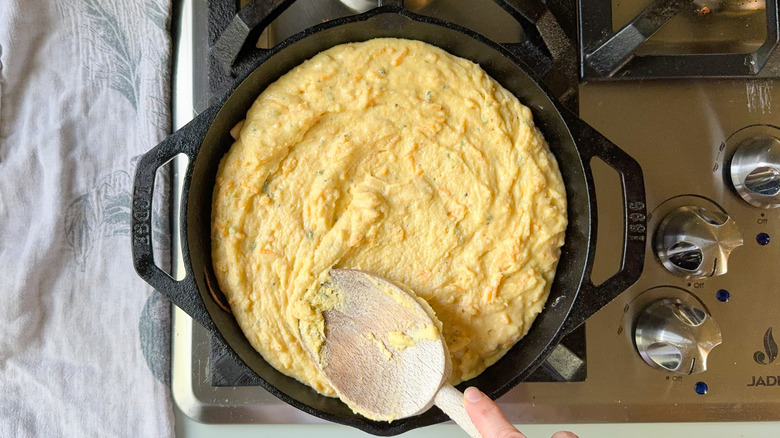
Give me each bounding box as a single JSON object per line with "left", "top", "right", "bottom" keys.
{"left": 730, "top": 134, "right": 780, "bottom": 208}
{"left": 654, "top": 206, "right": 742, "bottom": 279}
{"left": 634, "top": 298, "right": 722, "bottom": 374}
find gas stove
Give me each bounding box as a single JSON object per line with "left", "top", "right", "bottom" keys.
{"left": 169, "top": 0, "right": 780, "bottom": 432}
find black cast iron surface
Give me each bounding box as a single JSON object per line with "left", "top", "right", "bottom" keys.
{"left": 132, "top": 4, "right": 647, "bottom": 435}
{"left": 208, "top": 0, "right": 582, "bottom": 108}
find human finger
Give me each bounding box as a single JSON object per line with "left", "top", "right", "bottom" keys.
{"left": 551, "top": 432, "right": 579, "bottom": 438}
{"left": 463, "top": 387, "right": 526, "bottom": 438}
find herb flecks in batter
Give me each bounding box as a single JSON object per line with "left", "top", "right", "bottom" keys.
{"left": 211, "top": 38, "right": 567, "bottom": 398}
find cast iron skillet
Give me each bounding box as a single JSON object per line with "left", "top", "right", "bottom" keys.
{"left": 131, "top": 2, "right": 647, "bottom": 435}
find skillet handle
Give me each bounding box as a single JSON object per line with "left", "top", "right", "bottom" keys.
{"left": 131, "top": 105, "right": 221, "bottom": 332}
{"left": 212, "top": 0, "right": 297, "bottom": 72}
{"left": 559, "top": 110, "right": 648, "bottom": 335}
{"left": 495, "top": 0, "right": 578, "bottom": 107}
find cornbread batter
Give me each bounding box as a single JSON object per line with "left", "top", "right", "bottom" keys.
{"left": 211, "top": 38, "right": 567, "bottom": 398}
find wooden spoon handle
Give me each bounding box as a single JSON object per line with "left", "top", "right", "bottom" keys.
{"left": 433, "top": 384, "right": 481, "bottom": 438}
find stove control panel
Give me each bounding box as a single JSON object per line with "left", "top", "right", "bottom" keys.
{"left": 569, "top": 80, "right": 780, "bottom": 422}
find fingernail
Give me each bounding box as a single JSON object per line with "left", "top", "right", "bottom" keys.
{"left": 464, "top": 387, "right": 485, "bottom": 403}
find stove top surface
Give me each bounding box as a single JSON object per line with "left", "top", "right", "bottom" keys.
{"left": 170, "top": 0, "right": 780, "bottom": 426}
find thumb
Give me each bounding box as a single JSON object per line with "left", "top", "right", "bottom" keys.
{"left": 463, "top": 387, "right": 526, "bottom": 438}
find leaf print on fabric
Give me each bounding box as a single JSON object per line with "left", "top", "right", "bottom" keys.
{"left": 139, "top": 290, "right": 171, "bottom": 385}
{"left": 60, "top": 0, "right": 171, "bottom": 112}
{"left": 65, "top": 172, "right": 130, "bottom": 271}
{"left": 96, "top": 171, "right": 134, "bottom": 236}
{"left": 65, "top": 195, "right": 98, "bottom": 269}
{"left": 146, "top": 0, "right": 169, "bottom": 31}
{"left": 79, "top": 0, "right": 142, "bottom": 110}
{"left": 64, "top": 158, "right": 171, "bottom": 271}
{"left": 57, "top": 0, "right": 172, "bottom": 136}
{"left": 148, "top": 95, "right": 170, "bottom": 134}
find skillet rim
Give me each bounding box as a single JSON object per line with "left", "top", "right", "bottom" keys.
{"left": 187, "top": 7, "right": 589, "bottom": 435}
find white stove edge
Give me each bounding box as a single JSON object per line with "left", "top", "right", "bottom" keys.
{"left": 174, "top": 405, "right": 780, "bottom": 438}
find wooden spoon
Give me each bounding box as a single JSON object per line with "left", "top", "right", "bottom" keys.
{"left": 299, "top": 268, "right": 481, "bottom": 437}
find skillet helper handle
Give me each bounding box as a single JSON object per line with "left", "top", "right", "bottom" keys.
{"left": 212, "top": 0, "right": 297, "bottom": 72}
{"left": 433, "top": 384, "right": 481, "bottom": 438}
{"left": 559, "top": 110, "right": 648, "bottom": 335}
{"left": 131, "top": 105, "right": 221, "bottom": 331}
{"left": 495, "top": 0, "right": 578, "bottom": 107}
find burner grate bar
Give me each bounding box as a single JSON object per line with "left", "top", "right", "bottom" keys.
{"left": 580, "top": 0, "right": 780, "bottom": 79}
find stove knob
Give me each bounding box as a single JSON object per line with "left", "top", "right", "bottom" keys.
{"left": 654, "top": 206, "right": 742, "bottom": 279}
{"left": 730, "top": 134, "right": 780, "bottom": 208}
{"left": 634, "top": 298, "right": 722, "bottom": 374}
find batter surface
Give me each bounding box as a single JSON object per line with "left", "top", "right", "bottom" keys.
{"left": 211, "top": 38, "right": 567, "bottom": 398}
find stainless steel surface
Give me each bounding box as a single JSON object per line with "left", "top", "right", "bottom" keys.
{"left": 339, "top": 0, "right": 434, "bottom": 12}
{"left": 576, "top": 79, "right": 780, "bottom": 421}
{"left": 171, "top": 0, "right": 780, "bottom": 427}
{"left": 654, "top": 206, "right": 743, "bottom": 278}
{"left": 694, "top": 0, "right": 766, "bottom": 15}
{"left": 730, "top": 125, "right": 780, "bottom": 207}
{"left": 338, "top": 0, "right": 376, "bottom": 12}
{"left": 613, "top": 0, "right": 768, "bottom": 54}
{"left": 634, "top": 297, "right": 722, "bottom": 374}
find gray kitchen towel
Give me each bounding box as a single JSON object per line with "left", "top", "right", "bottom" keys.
{"left": 0, "top": 0, "right": 175, "bottom": 436}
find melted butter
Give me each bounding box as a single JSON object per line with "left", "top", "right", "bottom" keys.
{"left": 388, "top": 324, "right": 440, "bottom": 350}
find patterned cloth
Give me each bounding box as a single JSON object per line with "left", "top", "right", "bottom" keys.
{"left": 0, "top": 0, "right": 174, "bottom": 436}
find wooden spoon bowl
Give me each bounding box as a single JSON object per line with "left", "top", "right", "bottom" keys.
{"left": 299, "top": 269, "right": 481, "bottom": 437}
